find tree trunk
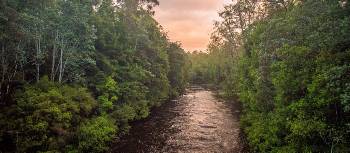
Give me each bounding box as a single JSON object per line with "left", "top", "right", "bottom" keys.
{"left": 58, "top": 40, "right": 64, "bottom": 83}
{"left": 62, "top": 59, "right": 67, "bottom": 83}
{"left": 0, "top": 44, "right": 5, "bottom": 101}
{"left": 36, "top": 38, "right": 41, "bottom": 82}
{"left": 1, "top": 44, "right": 5, "bottom": 84}
{"left": 51, "top": 31, "right": 58, "bottom": 81}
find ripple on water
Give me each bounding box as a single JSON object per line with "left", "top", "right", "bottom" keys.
{"left": 112, "top": 86, "right": 242, "bottom": 153}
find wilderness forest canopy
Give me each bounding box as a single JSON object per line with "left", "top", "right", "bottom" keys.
{"left": 189, "top": 0, "right": 350, "bottom": 152}
{"left": 0, "top": 0, "right": 189, "bottom": 152}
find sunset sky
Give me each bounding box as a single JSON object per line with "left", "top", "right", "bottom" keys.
{"left": 154, "top": 0, "right": 233, "bottom": 52}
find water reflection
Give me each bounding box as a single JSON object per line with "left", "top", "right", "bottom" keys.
{"left": 112, "top": 86, "right": 242, "bottom": 153}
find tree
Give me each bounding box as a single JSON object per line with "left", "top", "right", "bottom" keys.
{"left": 197, "top": 0, "right": 350, "bottom": 152}
{"left": 0, "top": 0, "right": 189, "bottom": 152}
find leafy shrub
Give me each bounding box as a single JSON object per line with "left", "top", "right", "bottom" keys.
{"left": 0, "top": 77, "right": 97, "bottom": 152}
{"left": 78, "top": 115, "right": 117, "bottom": 152}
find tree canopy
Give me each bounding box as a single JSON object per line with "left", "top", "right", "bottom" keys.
{"left": 0, "top": 0, "right": 189, "bottom": 152}
{"left": 189, "top": 0, "right": 350, "bottom": 152}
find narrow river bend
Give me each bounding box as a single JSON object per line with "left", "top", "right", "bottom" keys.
{"left": 112, "top": 86, "right": 243, "bottom": 153}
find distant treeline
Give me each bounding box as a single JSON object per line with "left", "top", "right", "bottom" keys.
{"left": 189, "top": 0, "right": 350, "bottom": 152}
{"left": 0, "top": 0, "right": 189, "bottom": 152}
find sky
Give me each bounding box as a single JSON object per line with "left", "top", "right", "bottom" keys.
{"left": 154, "top": 0, "right": 232, "bottom": 52}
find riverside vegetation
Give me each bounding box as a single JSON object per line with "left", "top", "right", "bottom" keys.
{"left": 189, "top": 0, "right": 350, "bottom": 152}
{"left": 0, "top": 0, "right": 189, "bottom": 152}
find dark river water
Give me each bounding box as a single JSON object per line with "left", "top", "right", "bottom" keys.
{"left": 111, "top": 86, "right": 243, "bottom": 153}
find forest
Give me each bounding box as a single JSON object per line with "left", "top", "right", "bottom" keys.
{"left": 189, "top": 0, "right": 350, "bottom": 152}
{"left": 0, "top": 0, "right": 189, "bottom": 152}
{"left": 1, "top": 0, "right": 350, "bottom": 153}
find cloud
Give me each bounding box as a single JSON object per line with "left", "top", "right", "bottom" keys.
{"left": 154, "top": 0, "right": 231, "bottom": 51}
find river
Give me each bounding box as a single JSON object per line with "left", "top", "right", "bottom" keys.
{"left": 111, "top": 86, "right": 244, "bottom": 153}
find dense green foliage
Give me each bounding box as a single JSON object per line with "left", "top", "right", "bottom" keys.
{"left": 0, "top": 0, "right": 188, "bottom": 152}
{"left": 190, "top": 0, "right": 350, "bottom": 152}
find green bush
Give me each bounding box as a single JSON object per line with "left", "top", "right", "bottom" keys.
{"left": 78, "top": 116, "right": 117, "bottom": 153}
{"left": 0, "top": 77, "right": 97, "bottom": 152}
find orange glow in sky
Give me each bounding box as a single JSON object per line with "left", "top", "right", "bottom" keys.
{"left": 154, "top": 0, "right": 232, "bottom": 52}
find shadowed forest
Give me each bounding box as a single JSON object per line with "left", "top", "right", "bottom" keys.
{"left": 0, "top": 0, "right": 350, "bottom": 153}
